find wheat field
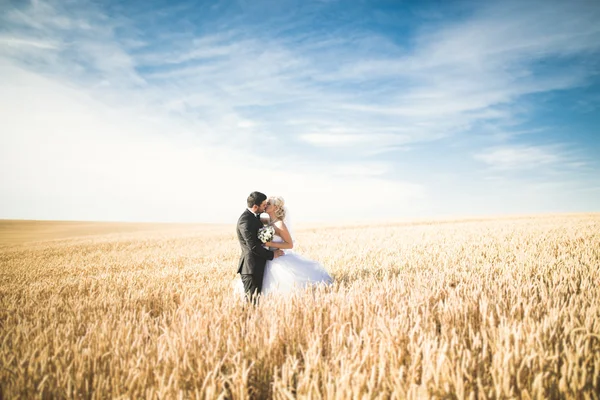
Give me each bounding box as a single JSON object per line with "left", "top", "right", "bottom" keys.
{"left": 1, "top": 214, "right": 599, "bottom": 399}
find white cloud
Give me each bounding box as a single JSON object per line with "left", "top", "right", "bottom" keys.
{"left": 237, "top": 120, "right": 257, "bottom": 129}
{"left": 331, "top": 163, "right": 390, "bottom": 177}
{"left": 0, "top": 35, "right": 59, "bottom": 49}
{"left": 473, "top": 145, "right": 563, "bottom": 170}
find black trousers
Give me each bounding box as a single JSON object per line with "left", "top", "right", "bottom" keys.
{"left": 240, "top": 273, "right": 263, "bottom": 303}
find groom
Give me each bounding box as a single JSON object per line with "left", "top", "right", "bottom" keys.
{"left": 237, "top": 191, "right": 284, "bottom": 302}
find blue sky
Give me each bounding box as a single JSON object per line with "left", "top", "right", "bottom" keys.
{"left": 1, "top": 0, "right": 599, "bottom": 223}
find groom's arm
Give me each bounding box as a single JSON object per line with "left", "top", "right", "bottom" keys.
{"left": 239, "top": 217, "right": 274, "bottom": 261}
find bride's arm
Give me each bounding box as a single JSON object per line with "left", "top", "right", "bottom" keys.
{"left": 265, "top": 241, "right": 292, "bottom": 249}
{"left": 265, "top": 221, "right": 294, "bottom": 249}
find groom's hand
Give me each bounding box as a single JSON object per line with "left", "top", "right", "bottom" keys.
{"left": 273, "top": 249, "right": 285, "bottom": 258}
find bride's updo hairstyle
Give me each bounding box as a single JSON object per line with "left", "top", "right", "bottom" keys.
{"left": 269, "top": 196, "right": 286, "bottom": 221}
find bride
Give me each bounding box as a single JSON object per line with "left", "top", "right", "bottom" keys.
{"left": 261, "top": 196, "right": 333, "bottom": 295}
{"left": 235, "top": 196, "right": 333, "bottom": 297}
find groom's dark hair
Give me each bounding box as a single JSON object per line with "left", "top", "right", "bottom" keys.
{"left": 247, "top": 191, "right": 267, "bottom": 208}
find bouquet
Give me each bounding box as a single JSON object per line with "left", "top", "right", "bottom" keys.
{"left": 258, "top": 225, "right": 275, "bottom": 243}
{"left": 258, "top": 213, "right": 274, "bottom": 243}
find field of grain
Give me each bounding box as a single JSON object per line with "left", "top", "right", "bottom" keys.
{"left": 1, "top": 214, "right": 599, "bottom": 399}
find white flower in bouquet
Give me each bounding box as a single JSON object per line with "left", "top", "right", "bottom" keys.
{"left": 258, "top": 225, "right": 275, "bottom": 243}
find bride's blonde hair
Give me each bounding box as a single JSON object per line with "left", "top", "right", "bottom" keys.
{"left": 269, "top": 196, "right": 286, "bottom": 221}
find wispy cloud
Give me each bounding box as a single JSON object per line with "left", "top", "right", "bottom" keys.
{"left": 474, "top": 145, "right": 565, "bottom": 170}
{"left": 299, "top": 132, "right": 413, "bottom": 149}
{"left": 0, "top": 35, "right": 59, "bottom": 49}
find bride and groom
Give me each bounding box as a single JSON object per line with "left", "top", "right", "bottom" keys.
{"left": 235, "top": 191, "right": 333, "bottom": 301}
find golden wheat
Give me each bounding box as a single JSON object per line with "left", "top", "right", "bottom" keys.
{"left": 1, "top": 214, "right": 599, "bottom": 399}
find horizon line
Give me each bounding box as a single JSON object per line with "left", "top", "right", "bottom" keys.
{"left": 1, "top": 211, "right": 597, "bottom": 226}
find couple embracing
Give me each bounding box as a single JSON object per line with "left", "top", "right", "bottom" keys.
{"left": 235, "top": 191, "right": 333, "bottom": 302}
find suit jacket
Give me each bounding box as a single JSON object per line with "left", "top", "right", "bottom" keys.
{"left": 236, "top": 209, "right": 274, "bottom": 275}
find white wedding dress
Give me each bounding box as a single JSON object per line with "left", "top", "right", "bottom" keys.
{"left": 234, "top": 232, "right": 333, "bottom": 297}
{"left": 262, "top": 234, "right": 333, "bottom": 295}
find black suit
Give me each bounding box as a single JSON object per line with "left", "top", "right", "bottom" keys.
{"left": 236, "top": 209, "right": 274, "bottom": 299}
